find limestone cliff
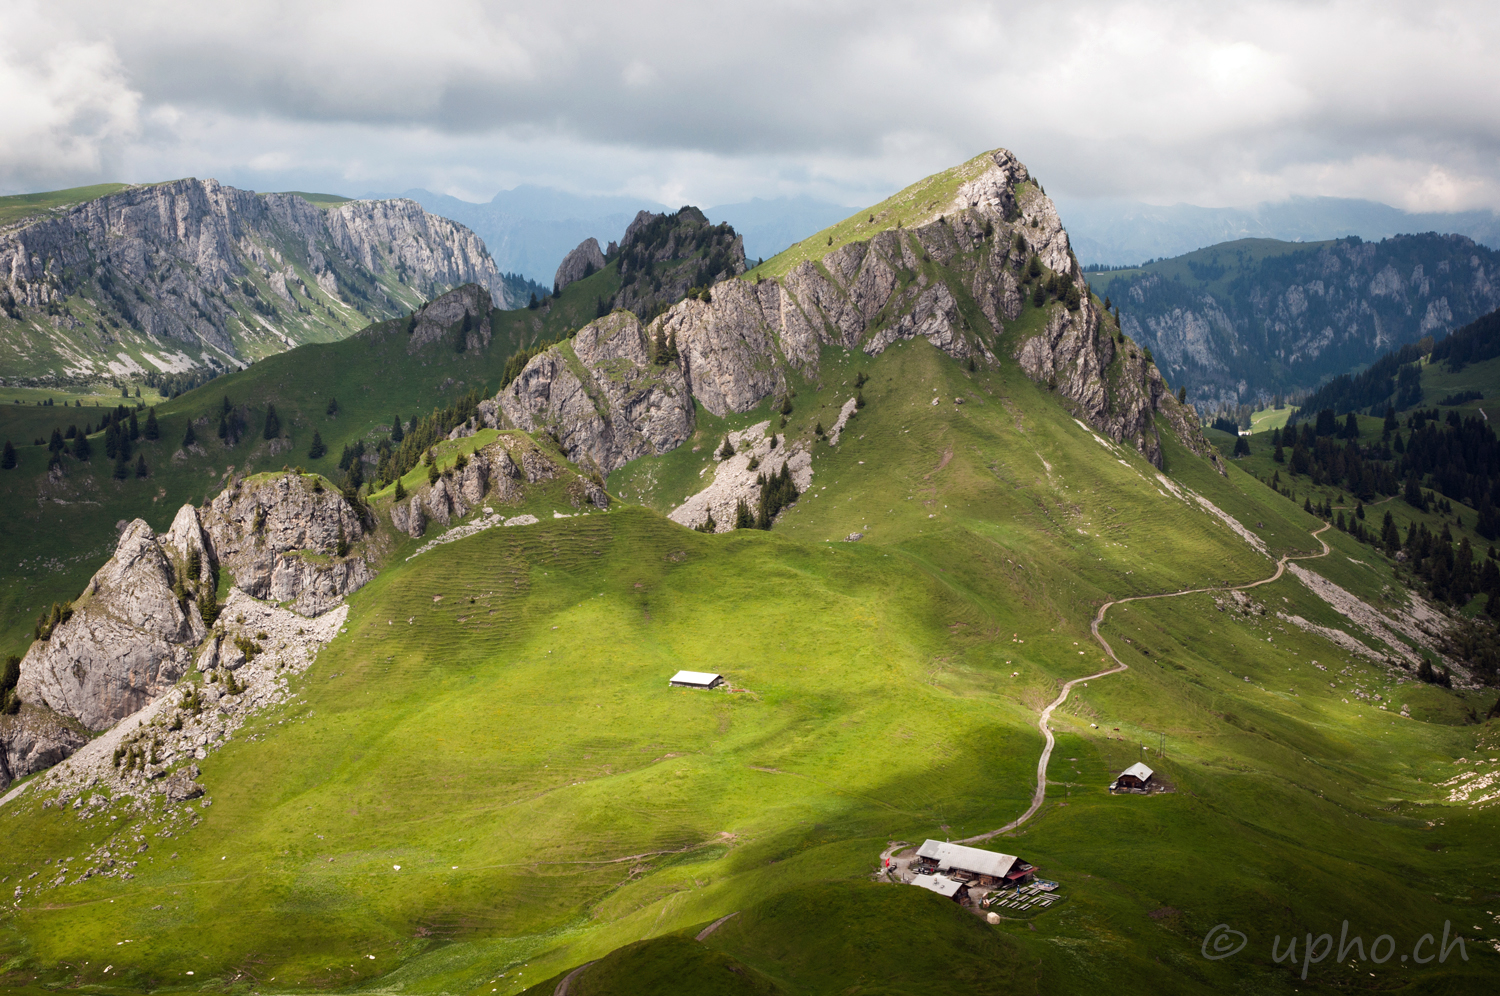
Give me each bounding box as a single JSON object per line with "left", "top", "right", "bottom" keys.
{"left": 498, "top": 311, "right": 694, "bottom": 474}
{"left": 0, "top": 706, "right": 88, "bottom": 790}
{"left": 389, "top": 434, "right": 607, "bottom": 539}
{"left": 554, "top": 238, "right": 606, "bottom": 294}
{"left": 201, "top": 472, "right": 375, "bottom": 617}
{"left": 0, "top": 179, "right": 517, "bottom": 382}
{"left": 16, "top": 518, "right": 208, "bottom": 732}
{"left": 501, "top": 149, "right": 1217, "bottom": 472}
{"left": 7, "top": 469, "right": 374, "bottom": 779}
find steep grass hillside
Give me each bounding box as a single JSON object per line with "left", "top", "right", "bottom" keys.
{"left": 2, "top": 336, "right": 1494, "bottom": 994}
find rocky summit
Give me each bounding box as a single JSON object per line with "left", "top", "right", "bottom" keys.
{"left": 501, "top": 150, "right": 1216, "bottom": 476}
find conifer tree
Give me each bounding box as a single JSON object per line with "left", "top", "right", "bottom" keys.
{"left": 144, "top": 407, "right": 159, "bottom": 440}
{"left": 113, "top": 456, "right": 129, "bottom": 480}
{"left": 326, "top": 397, "right": 340, "bottom": 417}
{"left": 182, "top": 422, "right": 197, "bottom": 448}
{"left": 308, "top": 430, "right": 327, "bottom": 459}
{"left": 1, "top": 440, "right": 14, "bottom": 470}
{"left": 263, "top": 404, "right": 280, "bottom": 440}
{"left": 391, "top": 415, "right": 404, "bottom": 443}
{"left": 217, "top": 414, "right": 229, "bottom": 440}
{"left": 734, "top": 499, "right": 754, "bottom": 530}
{"left": 394, "top": 477, "right": 406, "bottom": 501}
{"left": 135, "top": 454, "right": 148, "bottom": 478}
{"left": 1403, "top": 473, "right": 1426, "bottom": 510}
{"left": 72, "top": 432, "right": 91, "bottom": 461}
{"left": 128, "top": 411, "right": 139, "bottom": 440}
{"left": 719, "top": 436, "right": 735, "bottom": 459}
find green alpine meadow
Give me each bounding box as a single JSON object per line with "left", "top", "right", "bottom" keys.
{"left": 0, "top": 146, "right": 1497, "bottom": 996}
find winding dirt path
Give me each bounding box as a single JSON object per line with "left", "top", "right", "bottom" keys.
{"left": 957, "top": 524, "right": 1331, "bottom": 844}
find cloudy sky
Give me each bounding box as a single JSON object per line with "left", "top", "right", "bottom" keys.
{"left": 2, "top": 0, "right": 1498, "bottom": 212}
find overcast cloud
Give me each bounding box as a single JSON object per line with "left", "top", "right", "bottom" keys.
{"left": 2, "top": 0, "right": 1498, "bottom": 213}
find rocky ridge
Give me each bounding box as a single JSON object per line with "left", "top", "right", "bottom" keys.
{"left": 2, "top": 473, "right": 372, "bottom": 787}
{"left": 498, "top": 310, "right": 694, "bottom": 474}
{"left": 0, "top": 179, "right": 519, "bottom": 381}
{"left": 554, "top": 238, "right": 606, "bottom": 294}
{"left": 503, "top": 150, "right": 1216, "bottom": 475}
{"left": 389, "top": 431, "right": 607, "bottom": 539}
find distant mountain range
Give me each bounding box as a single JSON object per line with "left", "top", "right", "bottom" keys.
{"left": 1087, "top": 234, "right": 1500, "bottom": 413}
{"left": 378, "top": 187, "right": 853, "bottom": 285}
{"left": 1054, "top": 195, "right": 1500, "bottom": 268}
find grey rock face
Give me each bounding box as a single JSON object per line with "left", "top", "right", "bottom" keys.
{"left": 0, "top": 178, "right": 510, "bottom": 378}
{"left": 496, "top": 149, "right": 1205, "bottom": 469}
{"left": 1108, "top": 233, "right": 1500, "bottom": 410}
{"left": 201, "top": 473, "right": 373, "bottom": 616}
{"left": 160, "top": 764, "right": 205, "bottom": 803}
{"left": 16, "top": 519, "right": 206, "bottom": 731}
{"left": 0, "top": 706, "right": 88, "bottom": 790}
{"left": 405, "top": 283, "right": 494, "bottom": 354}
{"left": 554, "top": 238, "right": 606, "bottom": 294}
{"left": 500, "top": 311, "right": 694, "bottom": 473}
{"left": 389, "top": 437, "right": 548, "bottom": 539}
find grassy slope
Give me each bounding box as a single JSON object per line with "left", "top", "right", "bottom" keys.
{"left": 0, "top": 184, "right": 132, "bottom": 228}
{"left": 0, "top": 267, "right": 622, "bottom": 660}
{"left": 743, "top": 151, "right": 1005, "bottom": 282}
{"left": 1211, "top": 353, "right": 1500, "bottom": 609}
{"left": 2, "top": 333, "right": 1495, "bottom": 993}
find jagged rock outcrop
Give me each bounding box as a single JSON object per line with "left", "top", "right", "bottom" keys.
{"left": 554, "top": 238, "right": 607, "bottom": 294}
{"left": 5, "top": 472, "right": 377, "bottom": 784}
{"left": 500, "top": 311, "right": 694, "bottom": 473}
{"left": 0, "top": 178, "right": 515, "bottom": 382}
{"left": 202, "top": 472, "right": 374, "bottom": 616}
{"left": 0, "top": 706, "right": 88, "bottom": 790}
{"left": 15, "top": 519, "right": 208, "bottom": 732}
{"left": 503, "top": 149, "right": 1215, "bottom": 471}
{"left": 388, "top": 435, "right": 606, "bottom": 539}
{"left": 611, "top": 206, "right": 747, "bottom": 320}
{"left": 405, "top": 283, "right": 494, "bottom": 354}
